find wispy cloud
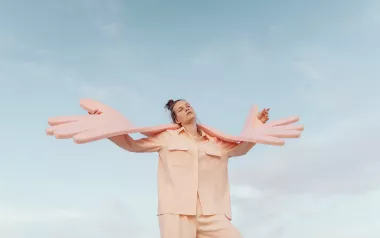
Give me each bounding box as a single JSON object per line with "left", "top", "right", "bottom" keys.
{"left": 231, "top": 187, "right": 380, "bottom": 237}
{"left": 0, "top": 199, "right": 159, "bottom": 238}
{"left": 233, "top": 107, "right": 379, "bottom": 195}
{"left": 0, "top": 206, "right": 86, "bottom": 224}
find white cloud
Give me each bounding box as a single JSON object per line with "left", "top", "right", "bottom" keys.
{"left": 232, "top": 109, "right": 380, "bottom": 195}
{"left": 295, "top": 191, "right": 375, "bottom": 237}
{"left": 230, "top": 184, "right": 264, "bottom": 200}
{"left": 0, "top": 199, "right": 159, "bottom": 238}
{"left": 227, "top": 42, "right": 380, "bottom": 234}
{"left": 230, "top": 186, "right": 380, "bottom": 238}
{"left": 0, "top": 206, "right": 86, "bottom": 225}
{"left": 226, "top": 59, "right": 380, "bottom": 235}
{"left": 12, "top": 191, "right": 379, "bottom": 238}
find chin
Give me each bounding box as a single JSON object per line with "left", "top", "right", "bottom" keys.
{"left": 186, "top": 115, "right": 196, "bottom": 122}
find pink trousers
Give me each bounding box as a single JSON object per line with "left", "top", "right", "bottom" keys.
{"left": 158, "top": 194, "right": 242, "bottom": 238}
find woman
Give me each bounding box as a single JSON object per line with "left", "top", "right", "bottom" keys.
{"left": 91, "top": 99, "right": 269, "bottom": 238}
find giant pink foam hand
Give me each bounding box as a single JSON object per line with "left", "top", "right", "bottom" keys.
{"left": 199, "top": 105, "right": 304, "bottom": 146}
{"left": 46, "top": 99, "right": 304, "bottom": 146}
{"left": 46, "top": 99, "right": 178, "bottom": 143}
{"left": 241, "top": 104, "right": 303, "bottom": 145}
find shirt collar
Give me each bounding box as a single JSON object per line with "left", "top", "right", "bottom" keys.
{"left": 177, "top": 126, "right": 210, "bottom": 140}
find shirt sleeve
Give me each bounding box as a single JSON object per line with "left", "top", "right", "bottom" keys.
{"left": 108, "top": 131, "right": 168, "bottom": 153}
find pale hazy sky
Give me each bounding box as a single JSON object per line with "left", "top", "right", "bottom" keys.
{"left": 1, "top": 0, "right": 379, "bottom": 237}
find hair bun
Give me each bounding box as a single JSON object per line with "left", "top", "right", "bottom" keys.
{"left": 165, "top": 99, "right": 175, "bottom": 110}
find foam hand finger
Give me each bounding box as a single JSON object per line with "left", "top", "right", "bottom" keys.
{"left": 263, "top": 127, "right": 301, "bottom": 138}
{"left": 50, "top": 120, "right": 95, "bottom": 139}
{"left": 48, "top": 115, "right": 88, "bottom": 126}
{"left": 73, "top": 124, "right": 130, "bottom": 143}
{"left": 275, "top": 124, "right": 304, "bottom": 131}
{"left": 267, "top": 116, "right": 299, "bottom": 127}
{"left": 242, "top": 105, "right": 260, "bottom": 131}
{"left": 245, "top": 134, "right": 285, "bottom": 146}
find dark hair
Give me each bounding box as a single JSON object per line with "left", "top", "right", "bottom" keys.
{"left": 165, "top": 99, "right": 183, "bottom": 123}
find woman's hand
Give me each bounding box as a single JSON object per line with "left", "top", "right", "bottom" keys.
{"left": 88, "top": 109, "right": 102, "bottom": 115}
{"left": 257, "top": 108, "right": 270, "bottom": 123}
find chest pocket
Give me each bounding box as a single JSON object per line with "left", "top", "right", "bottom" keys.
{"left": 205, "top": 147, "right": 222, "bottom": 158}
{"left": 202, "top": 145, "right": 226, "bottom": 169}
{"left": 167, "top": 144, "right": 192, "bottom": 167}
{"left": 204, "top": 142, "right": 223, "bottom": 158}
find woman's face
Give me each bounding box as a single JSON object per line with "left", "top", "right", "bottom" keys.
{"left": 172, "top": 100, "right": 196, "bottom": 125}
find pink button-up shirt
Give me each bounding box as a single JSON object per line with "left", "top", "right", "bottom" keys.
{"left": 109, "top": 126, "right": 254, "bottom": 220}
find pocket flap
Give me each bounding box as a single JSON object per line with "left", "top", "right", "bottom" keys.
{"left": 168, "top": 145, "right": 189, "bottom": 151}
{"left": 205, "top": 147, "right": 222, "bottom": 157}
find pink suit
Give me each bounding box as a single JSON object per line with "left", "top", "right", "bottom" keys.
{"left": 111, "top": 126, "right": 252, "bottom": 237}
{"left": 46, "top": 99, "right": 304, "bottom": 237}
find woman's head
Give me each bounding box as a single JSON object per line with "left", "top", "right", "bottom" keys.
{"left": 165, "top": 99, "right": 196, "bottom": 125}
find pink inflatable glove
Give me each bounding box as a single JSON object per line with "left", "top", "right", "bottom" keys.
{"left": 198, "top": 105, "right": 304, "bottom": 146}
{"left": 46, "top": 99, "right": 178, "bottom": 143}
{"left": 240, "top": 105, "right": 303, "bottom": 145}
{"left": 46, "top": 99, "right": 304, "bottom": 146}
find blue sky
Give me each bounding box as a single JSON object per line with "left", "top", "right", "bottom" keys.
{"left": 1, "top": 0, "right": 379, "bottom": 237}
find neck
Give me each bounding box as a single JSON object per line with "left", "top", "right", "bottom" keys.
{"left": 182, "top": 121, "right": 200, "bottom": 137}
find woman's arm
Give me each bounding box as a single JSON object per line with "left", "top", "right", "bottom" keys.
{"left": 108, "top": 131, "right": 167, "bottom": 153}
{"left": 219, "top": 108, "right": 269, "bottom": 157}
{"left": 219, "top": 141, "right": 256, "bottom": 158}
{"left": 88, "top": 109, "right": 167, "bottom": 153}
